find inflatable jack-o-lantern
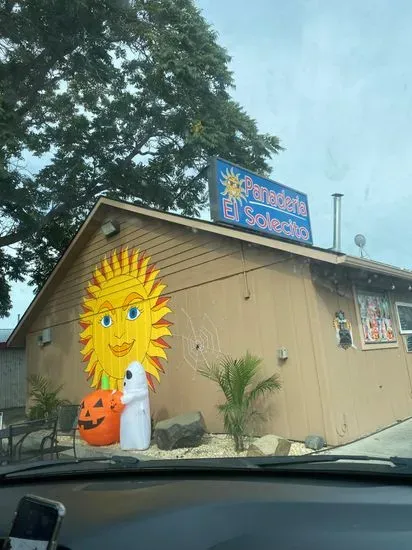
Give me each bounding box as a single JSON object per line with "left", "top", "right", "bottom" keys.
{"left": 78, "top": 389, "right": 124, "bottom": 446}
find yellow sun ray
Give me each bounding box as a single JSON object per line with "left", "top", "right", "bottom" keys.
{"left": 79, "top": 247, "right": 172, "bottom": 392}
{"left": 93, "top": 268, "right": 106, "bottom": 286}
{"left": 111, "top": 250, "right": 122, "bottom": 278}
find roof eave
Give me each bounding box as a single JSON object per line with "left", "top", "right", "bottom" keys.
{"left": 8, "top": 197, "right": 412, "bottom": 347}
{"left": 6, "top": 198, "right": 343, "bottom": 347}
{"left": 99, "top": 198, "right": 343, "bottom": 264}
{"left": 341, "top": 255, "right": 412, "bottom": 281}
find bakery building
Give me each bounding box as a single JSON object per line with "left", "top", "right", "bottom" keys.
{"left": 8, "top": 159, "right": 412, "bottom": 446}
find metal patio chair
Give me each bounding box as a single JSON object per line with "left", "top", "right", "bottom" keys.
{"left": 51, "top": 404, "right": 81, "bottom": 459}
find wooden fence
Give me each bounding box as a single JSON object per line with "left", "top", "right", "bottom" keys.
{"left": 0, "top": 349, "right": 26, "bottom": 409}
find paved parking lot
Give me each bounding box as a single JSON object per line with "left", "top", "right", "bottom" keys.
{"left": 324, "top": 418, "right": 412, "bottom": 458}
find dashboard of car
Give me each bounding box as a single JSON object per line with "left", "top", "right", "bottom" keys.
{"left": 1, "top": 469, "right": 412, "bottom": 549}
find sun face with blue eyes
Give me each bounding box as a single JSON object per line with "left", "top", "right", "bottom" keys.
{"left": 79, "top": 248, "right": 172, "bottom": 391}
{"left": 100, "top": 305, "right": 140, "bottom": 328}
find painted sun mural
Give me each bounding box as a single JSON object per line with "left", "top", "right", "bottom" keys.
{"left": 79, "top": 248, "right": 172, "bottom": 391}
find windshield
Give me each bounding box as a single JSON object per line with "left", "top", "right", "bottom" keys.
{"left": 0, "top": 0, "right": 410, "bottom": 470}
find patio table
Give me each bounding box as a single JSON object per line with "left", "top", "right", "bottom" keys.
{"left": 0, "top": 418, "right": 58, "bottom": 464}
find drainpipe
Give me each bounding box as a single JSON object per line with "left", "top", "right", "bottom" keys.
{"left": 332, "top": 193, "right": 343, "bottom": 252}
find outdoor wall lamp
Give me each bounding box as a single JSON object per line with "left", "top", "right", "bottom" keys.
{"left": 101, "top": 219, "right": 120, "bottom": 238}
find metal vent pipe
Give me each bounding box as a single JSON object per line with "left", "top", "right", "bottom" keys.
{"left": 332, "top": 193, "right": 343, "bottom": 252}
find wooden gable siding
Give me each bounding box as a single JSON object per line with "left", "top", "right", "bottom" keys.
{"left": 25, "top": 209, "right": 326, "bottom": 441}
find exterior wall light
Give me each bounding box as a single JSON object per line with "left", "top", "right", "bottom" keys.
{"left": 101, "top": 220, "right": 120, "bottom": 237}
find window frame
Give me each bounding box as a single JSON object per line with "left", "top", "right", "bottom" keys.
{"left": 353, "top": 286, "right": 398, "bottom": 350}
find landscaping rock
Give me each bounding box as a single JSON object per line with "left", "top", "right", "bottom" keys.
{"left": 154, "top": 411, "right": 206, "bottom": 450}
{"left": 305, "top": 434, "right": 326, "bottom": 451}
{"left": 247, "top": 434, "right": 291, "bottom": 457}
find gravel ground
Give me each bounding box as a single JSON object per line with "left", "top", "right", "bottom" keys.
{"left": 66, "top": 433, "right": 319, "bottom": 460}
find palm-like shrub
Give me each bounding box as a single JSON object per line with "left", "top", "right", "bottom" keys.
{"left": 28, "top": 374, "right": 70, "bottom": 420}
{"left": 199, "top": 352, "right": 281, "bottom": 452}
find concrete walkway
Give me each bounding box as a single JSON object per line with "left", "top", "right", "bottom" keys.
{"left": 323, "top": 418, "right": 412, "bottom": 458}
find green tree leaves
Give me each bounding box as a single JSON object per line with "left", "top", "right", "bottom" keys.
{"left": 0, "top": 0, "right": 283, "bottom": 315}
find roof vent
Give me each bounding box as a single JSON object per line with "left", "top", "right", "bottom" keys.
{"left": 332, "top": 193, "right": 343, "bottom": 252}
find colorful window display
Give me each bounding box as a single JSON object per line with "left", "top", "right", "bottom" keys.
{"left": 355, "top": 289, "right": 397, "bottom": 347}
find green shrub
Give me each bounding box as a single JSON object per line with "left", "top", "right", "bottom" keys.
{"left": 199, "top": 352, "right": 281, "bottom": 452}
{"left": 28, "top": 374, "right": 71, "bottom": 420}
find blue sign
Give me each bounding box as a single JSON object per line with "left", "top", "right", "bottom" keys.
{"left": 208, "top": 157, "right": 313, "bottom": 245}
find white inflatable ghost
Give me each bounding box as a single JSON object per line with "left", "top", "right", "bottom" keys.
{"left": 120, "top": 361, "right": 151, "bottom": 451}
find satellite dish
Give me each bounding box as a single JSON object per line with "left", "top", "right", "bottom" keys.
{"left": 354, "top": 234, "right": 367, "bottom": 257}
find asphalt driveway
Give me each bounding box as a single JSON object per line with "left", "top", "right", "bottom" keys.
{"left": 324, "top": 418, "right": 412, "bottom": 458}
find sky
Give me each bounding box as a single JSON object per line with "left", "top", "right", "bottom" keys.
{"left": 3, "top": 0, "right": 412, "bottom": 328}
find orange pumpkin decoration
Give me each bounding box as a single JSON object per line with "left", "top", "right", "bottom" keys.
{"left": 78, "top": 389, "right": 124, "bottom": 446}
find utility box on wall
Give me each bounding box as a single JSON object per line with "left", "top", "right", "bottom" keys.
{"left": 278, "top": 347, "right": 288, "bottom": 360}
{"left": 38, "top": 328, "right": 52, "bottom": 347}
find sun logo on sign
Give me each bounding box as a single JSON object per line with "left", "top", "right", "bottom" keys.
{"left": 220, "top": 167, "right": 246, "bottom": 204}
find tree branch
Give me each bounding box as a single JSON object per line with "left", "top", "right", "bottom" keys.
{"left": 173, "top": 163, "right": 209, "bottom": 204}
{"left": 122, "top": 131, "right": 156, "bottom": 164}
{"left": 15, "top": 52, "right": 71, "bottom": 118}
{"left": 0, "top": 203, "right": 65, "bottom": 248}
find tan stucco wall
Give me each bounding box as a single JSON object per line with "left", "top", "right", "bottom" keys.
{"left": 314, "top": 285, "right": 412, "bottom": 445}
{"left": 24, "top": 207, "right": 412, "bottom": 446}
{"left": 25, "top": 209, "right": 329, "bottom": 442}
